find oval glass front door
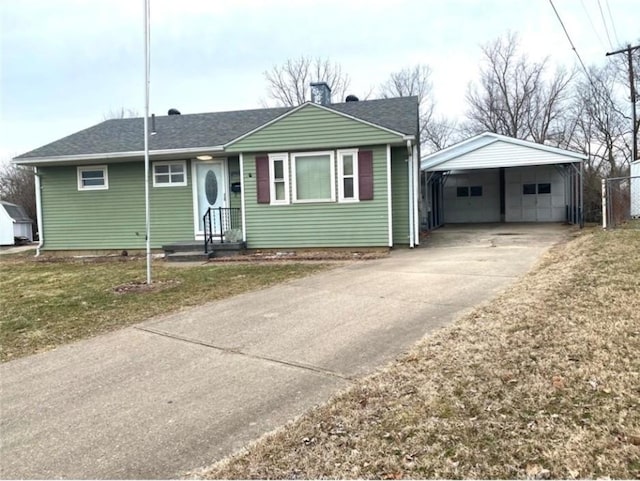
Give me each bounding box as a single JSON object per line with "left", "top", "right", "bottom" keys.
{"left": 205, "top": 170, "right": 218, "bottom": 205}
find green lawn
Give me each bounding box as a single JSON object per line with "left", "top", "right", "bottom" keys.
{"left": 0, "top": 255, "right": 329, "bottom": 362}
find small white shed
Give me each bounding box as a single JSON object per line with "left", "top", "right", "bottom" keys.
{"left": 0, "top": 201, "right": 34, "bottom": 245}
{"left": 421, "top": 133, "right": 586, "bottom": 229}
{"left": 631, "top": 160, "right": 640, "bottom": 218}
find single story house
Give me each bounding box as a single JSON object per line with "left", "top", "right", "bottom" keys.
{"left": 0, "top": 200, "right": 34, "bottom": 245}
{"left": 12, "top": 83, "right": 421, "bottom": 254}
{"left": 421, "top": 133, "right": 586, "bottom": 229}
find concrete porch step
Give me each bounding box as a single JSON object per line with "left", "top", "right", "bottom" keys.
{"left": 162, "top": 240, "right": 246, "bottom": 261}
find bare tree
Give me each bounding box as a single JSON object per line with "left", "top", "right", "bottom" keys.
{"left": 263, "top": 56, "right": 351, "bottom": 106}
{"left": 379, "top": 64, "right": 433, "bottom": 103}
{"left": 379, "top": 64, "right": 460, "bottom": 152}
{"left": 102, "top": 107, "right": 139, "bottom": 120}
{"left": 465, "top": 32, "right": 575, "bottom": 145}
{"left": 569, "top": 63, "right": 633, "bottom": 173}
{"left": 422, "top": 116, "right": 461, "bottom": 153}
{"left": 0, "top": 161, "right": 36, "bottom": 225}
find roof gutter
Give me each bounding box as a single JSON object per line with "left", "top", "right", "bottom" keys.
{"left": 13, "top": 145, "right": 225, "bottom": 166}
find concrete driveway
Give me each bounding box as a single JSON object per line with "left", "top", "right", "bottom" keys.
{"left": 0, "top": 224, "right": 568, "bottom": 479}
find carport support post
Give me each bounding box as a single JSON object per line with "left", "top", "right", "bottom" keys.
{"left": 602, "top": 178, "right": 607, "bottom": 229}
{"left": 580, "top": 160, "right": 584, "bottom": 228}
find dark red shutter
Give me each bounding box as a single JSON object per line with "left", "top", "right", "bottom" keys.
{"left": 358, "top": 150, "right": 374, "bottom": 200}
{"left": 256, "top": 155, "right": 270, "bottom": 204}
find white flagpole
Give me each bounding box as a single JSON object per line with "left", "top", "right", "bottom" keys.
{"left": 143, "top": 0, "right": 152, "bottom": 284}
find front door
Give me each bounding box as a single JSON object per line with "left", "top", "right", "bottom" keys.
{"left": 193, "top": 160, "right": 226, "bottom": 236}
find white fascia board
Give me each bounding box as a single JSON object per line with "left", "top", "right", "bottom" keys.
{"left": 420, "top": 133, "right": 497, "bottom": 169}
{"left": 421, "top": 138, "right": 498, "bottom": 170}
{"left": 421, "top": 132, "right": 587, "bottom": 171}
{"left": 13, "top": 145, "right": 225, "bottom": 166}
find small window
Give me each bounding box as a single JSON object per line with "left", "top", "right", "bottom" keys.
{"left": 523, "top": 183, "right": 536, "bottom": 195}
{"left": 337, "top": 149, "right": 359, "bottom": 202}
{"left": 537, "top": 183, "right": 551, "bottom": 194}
{"left": 470, "top": 186, "right": 483, "bottom": 197}
{"left": 457, "top": 186, "right": 469, "bottom": 197}
{"left": 153, "top": 161, "right": 187, "bottom": 187}
{"left": 269, "top": 153, "right": 290, "bottom": 204}
{"left": 77, "top": 166, "right": 108, "bottom": 190}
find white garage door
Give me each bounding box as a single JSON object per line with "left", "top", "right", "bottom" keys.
{"left": 505, "top": 166, "right": 565, "bottom": 222}
{"left": 443, "top": 170, "right": 500, "bottom": 223}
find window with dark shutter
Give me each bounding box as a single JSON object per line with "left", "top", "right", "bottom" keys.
{"left": 255, "top": 155, "right": 270, "bottom": 204}
{"left": 358, "top": 150, "right": 374, "bottom": 200}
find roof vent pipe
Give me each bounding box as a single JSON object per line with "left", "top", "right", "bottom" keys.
{"left": 310, "top": 82, "right": 331, "bottom": 106}
{"left": 151, "top": 113, "right": 156, "bottom": 135}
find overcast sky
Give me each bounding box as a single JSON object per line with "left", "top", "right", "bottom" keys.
{"left": 0, "top": 0, "right": 637, "bottom": 161}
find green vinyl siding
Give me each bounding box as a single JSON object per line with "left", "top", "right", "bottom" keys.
{"left": 391, "top": 147, "right": 410, "bottom": 245}
{"left": 39, "top": 162, "right": 192, "bottom": 250}
{"left": 243, "top": 145, "right": 390, "bottom": 248}
{"left": 227, "top": 104, "right": 403, "bottom": 153}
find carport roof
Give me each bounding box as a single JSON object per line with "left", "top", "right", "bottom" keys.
{"left": 421, "top": 132, "right": 587, "bottom": 172}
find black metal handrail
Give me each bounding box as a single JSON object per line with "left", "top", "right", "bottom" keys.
{"left": 203, "top": 207, "right": 241, "bottom": 253}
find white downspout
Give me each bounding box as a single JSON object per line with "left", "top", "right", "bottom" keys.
{"left": 34, "top": 167, "right": 43, "bottom": 256}
{"left": 386, "top": 144, "right": 393, "bottom": 247}
{"left": 407, "top": 139, "right": 414, "bottom": 248}
{"left": 413, "top": 143, "right": 420, "bottom": 246}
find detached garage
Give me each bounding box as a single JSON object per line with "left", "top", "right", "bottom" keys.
{"left": 421, "top": 133, "right": 586, "bottom": 229}
{"left": 0, "top": 201, "right": 34, "bottom": 245}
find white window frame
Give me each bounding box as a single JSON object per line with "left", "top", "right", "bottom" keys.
{"left": 77, "top": 165, "right": 108, "bottom": 191}
{"left": 153, "top": 160, "right": 187, "bottom": 187}
{"left": 337, "top": 149, "right": 359, "bottom": 202}
{"left": 291, "top": 150, "right": 336, "bottom": 203}
{"left": 268, "top": 153, "right": 290, "bottom": 205}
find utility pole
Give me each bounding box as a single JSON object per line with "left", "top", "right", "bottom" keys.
{"left": 606, "top": 44, "right": 639, "bottom": 161}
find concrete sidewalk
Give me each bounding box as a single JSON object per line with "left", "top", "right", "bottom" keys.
{"left": 0, "top": 224, "right": 568, "bottom": 479}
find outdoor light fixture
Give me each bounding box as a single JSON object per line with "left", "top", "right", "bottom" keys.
{"left": 196, "top": 155, "right": 213, "bottom": 160}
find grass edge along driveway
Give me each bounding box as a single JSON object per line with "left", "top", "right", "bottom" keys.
{"left": 0, "top": 256, "right": 330, "bottom": 362}
{"left": 195, "top": 228, "right": 640, "bottom": 480}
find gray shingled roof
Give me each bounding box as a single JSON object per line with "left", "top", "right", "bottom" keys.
{"left": 1, "top": 201, "right": 33, "bottom": 223}
{"left": 15, "top": 96, "right": 418, "bottom": 160}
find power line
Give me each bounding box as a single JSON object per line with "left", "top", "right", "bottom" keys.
{"left": 548, "top": 0, "right": 592, "bottom": 78}
{"left": 581, "top": 0, "right": 607, "bottom": 50}
{"left": 604, "top": 0, "right": 621, "bottom": 46}
{"left": 596, "top": 0, "right": 614, "bottom": 49}
{"left": 548, "top": 0, "right": 632, "bottom": 158}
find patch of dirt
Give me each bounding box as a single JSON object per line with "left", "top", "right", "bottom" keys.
{"left": 209, "top": 250, "right": 388, "bottom": 262}
{"left": 112, "top": 279, "right": 181, "bottom": 294}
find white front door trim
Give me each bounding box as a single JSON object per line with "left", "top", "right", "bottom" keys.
{"left": 191, "top": 158, "right": 228, "bottom": 238}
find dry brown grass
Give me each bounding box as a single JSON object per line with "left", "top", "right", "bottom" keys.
{"left": 196, "top": 228, "right": 640, "bottom": 480}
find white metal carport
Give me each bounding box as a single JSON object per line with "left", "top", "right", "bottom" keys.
{"left": 421, "top": 133, "right": 586, "bottom": 229}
